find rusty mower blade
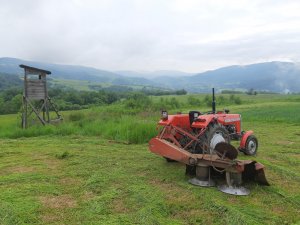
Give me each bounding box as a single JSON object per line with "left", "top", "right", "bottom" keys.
{"left": 242, "top": 161, "right": 270, "bottom": 185}
{"left": 214, "top": 142, "right": 238, "bottom": 160}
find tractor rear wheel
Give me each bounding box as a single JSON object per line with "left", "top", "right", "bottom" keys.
{"left": 243, "top": 135, "right": 258, "bottom": 156}
{"left": 202, "top": 123, "right": 230, "bottom": 154}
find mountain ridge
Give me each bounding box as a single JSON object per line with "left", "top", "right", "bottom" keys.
{"left": 0, "top": 57, "right": 299, "bottom": 93}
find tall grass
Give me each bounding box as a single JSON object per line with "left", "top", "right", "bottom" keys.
{"left": 0, "top": 109, "right": 158, "bottom": 144}
{"left": 240, "top": 103, "right": 300, "bottom": 124}
{"left": 0, "top": 94, "right": 299, "bottom": 144}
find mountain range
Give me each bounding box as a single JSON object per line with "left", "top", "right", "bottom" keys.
{"left": 0, "top": 57, "right": 299, "bottom": 93}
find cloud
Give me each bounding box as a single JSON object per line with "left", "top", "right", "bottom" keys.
{"left": 0, "top": 0, "right": 300, "bottom": 72}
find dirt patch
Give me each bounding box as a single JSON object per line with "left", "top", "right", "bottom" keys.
{"left": 111, "top": 198, "right": 130, "bottom": 213}
{"left": 43, "top": 158, "right": 61, "bottom": 170}
{"left": 8, "top": 166, "right": 34, "bottom": 173}
{"left": 81, "top": 191, "right": 96, "bottom": 201}
{"left": 40, "top": 213, "right": 61, "bottom": 223}
{"left": 39, "top": 194, "right": 77, "bottom": 209}
{"left": 31, "top": 153, "right": 61, "bottom": 170}
{"left": 59, "top": 177, "right": 82, "bottom": 186}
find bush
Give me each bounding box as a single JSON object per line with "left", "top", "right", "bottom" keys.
{"left": 234, "top": 96, "right": 242, "bottom": 104}
{"left": 124, "top": 92, "right": 152, "bottom": 109}
{"left": 169, "top": 97, "right": 180, "bottom": 108}
{"left": 204, "top": 95, "right": 211, "bottom": 107}
{"left": 229, "top": 95, "right": 242, "bottom": 105}
{"left": 68, "top": 112, "right": 85, "bottom": 122}
{"left": 187, "top": 96, "right": 201, "bottom": 106}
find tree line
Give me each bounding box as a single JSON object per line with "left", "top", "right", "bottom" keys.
{"left": 0, "top": 87, "right": 187, "bottom": 114}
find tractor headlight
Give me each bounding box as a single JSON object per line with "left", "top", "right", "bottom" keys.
{"left": 161, "top": 110, "right": 168, "bottom": 120}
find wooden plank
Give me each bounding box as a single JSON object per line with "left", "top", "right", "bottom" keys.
{"left": 27, "top": 87, "right": 45, "bottom": 91}
{"left": 26, "top": 79, "right": 44, "bottom": 82}
{"left": 27, "top": 86, "right": 45, "bottom": 89}
{"left": 27, "top": 88, "right": 45, "bottom": 91}
{"left": 27, "top": 88, "right": 45, "bottom": 92}
{"left": 26, "top": 82, "right": 44, "bottom": 86}
{"left": 25, "top": 99, "right": 46, "bottom": 125}
{"left": 26, "top": 86, "right": 45, "bottom": 90}
{"left": 26, "top": 81, "right": 45, "bottom": 96}
{"left": 27, "top": 96, "right": 46, "bottom": 100}
{"left": 27, "top": 93, "right": 45, "bottom": 97}
{"left": 27, "top": 90, "right": 46, "bottom": 99}
{"left": 26, "top": 80, "right": 45, "bottom": 83}
{"left": 26, "top": 80, "right": 45, "bottom": 84}
{"left": 27, "top": 92, "right": 45, "bottom": 95}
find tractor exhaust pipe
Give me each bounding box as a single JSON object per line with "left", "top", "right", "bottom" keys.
{"left": 212, "top": 88, "right": 216, "bottom": 113}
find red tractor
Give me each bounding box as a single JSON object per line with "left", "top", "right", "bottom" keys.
{"left": 158, "top": 89, "right": 257, "bottom": 158}
{"left": 149, "top": 89, "right": 268, "bottom": 195}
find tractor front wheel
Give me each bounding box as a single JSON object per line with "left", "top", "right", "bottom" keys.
{"left": 243, "top": 135, "right": 258, "bottom": 156}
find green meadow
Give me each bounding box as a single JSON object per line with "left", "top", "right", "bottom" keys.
{"left": 0, "top": 94, "right": 299, "bottom": 224}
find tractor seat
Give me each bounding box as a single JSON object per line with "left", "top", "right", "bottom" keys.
{"left": 189, "top": 111, "right": 201, "bottom": 125}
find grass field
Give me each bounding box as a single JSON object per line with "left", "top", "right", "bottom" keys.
{"left": 0, "top": 94, "right": 299, "bottom": 224}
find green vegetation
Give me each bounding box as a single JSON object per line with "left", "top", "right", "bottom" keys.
{"left": 0, "top": 86, "right": 187, "bottom": 114}
{"left": 0, "top": 93, "right": 247, "bottom": 141}
{"left": 0, "top": 94, "right": 299, "bottom": 224}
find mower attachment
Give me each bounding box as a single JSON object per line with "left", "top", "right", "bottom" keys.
{"left": 149, "top": 138, "right": 269, "bottom": 195}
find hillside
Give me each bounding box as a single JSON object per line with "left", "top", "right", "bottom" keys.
{"left": 153, "top": 62, "right": 300, "bottom": 93}
{"left": 187, "top": 62, "right": 300, "bottom": 93}
{"left": 0, "top": 57, "right": 121, "bottom": 82}
{"left": 116, "top": 70, "right": 195, "bottom": 78}
{"left": 1, "top": 57, "right": 300, "bottom": 93}
{"left": 0, "top": 72, "right": 22, "bottom": 90}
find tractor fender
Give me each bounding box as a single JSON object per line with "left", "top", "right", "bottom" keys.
{"left": 191, "top": 115, "right": 215, "bottom": 128}
{"left": 239, "top": 130, "right": 254, "bottom": 149}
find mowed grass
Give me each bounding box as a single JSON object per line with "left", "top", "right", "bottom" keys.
{"left": 0, "top": 94, "right": 299, "bottom": 224}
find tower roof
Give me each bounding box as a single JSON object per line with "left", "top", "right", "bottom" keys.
{"left": 19, "top": 64, "right": 51, "bottom": 75}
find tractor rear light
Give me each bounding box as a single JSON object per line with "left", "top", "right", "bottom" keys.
{"left": 161, "top": 110, "right": 168, "bottom": 120}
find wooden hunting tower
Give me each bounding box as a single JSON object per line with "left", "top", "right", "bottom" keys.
{"left": 20, "top": 64, "right": 62, "bottom": 128}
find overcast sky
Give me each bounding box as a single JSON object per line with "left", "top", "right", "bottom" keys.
{"left": 1, "top": 0, "right": 300, "bottom": 72}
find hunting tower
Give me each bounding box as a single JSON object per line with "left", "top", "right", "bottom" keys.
{"left": 20, "top": 64, "right": 62, "bottom": 128}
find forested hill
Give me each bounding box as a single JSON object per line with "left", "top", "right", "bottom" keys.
{"left": 0, "top": 72, "right": 22, "bottom": 90}
{"left": 0, "top": 57, "right": 121, "bottom": 82}
{"left": 1, "top": 57, "right": 300, "bottom": 93}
